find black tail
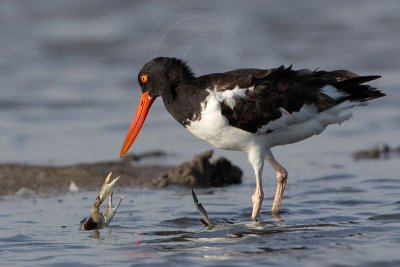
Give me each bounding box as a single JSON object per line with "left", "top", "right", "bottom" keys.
{"left": 311, "top": 70, "right": 385, "bottom": 102}
{"left": 332, "top": 75, "right": 385, "bottom": 102}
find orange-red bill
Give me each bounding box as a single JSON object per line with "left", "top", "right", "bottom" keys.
{"left": 119, "top": 92, "right": 155, "bottom": 157}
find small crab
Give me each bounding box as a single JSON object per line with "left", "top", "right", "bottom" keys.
{"left": 80, "top": 172, "right": 124, "bottom": 230}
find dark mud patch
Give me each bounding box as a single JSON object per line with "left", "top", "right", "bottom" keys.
{"left": 353, "top": 144, "right": 400, "bottom": 160}
{"left": 0, "top": 150, "right": 242, "bottom": 196}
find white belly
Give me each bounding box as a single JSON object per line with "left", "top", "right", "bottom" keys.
{"left": 186, "top": 93, "right": 254, "bottom": 151}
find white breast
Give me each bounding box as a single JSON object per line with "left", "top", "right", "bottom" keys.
{"left": 186, "top": 88, "right": 254, "bottom": 151}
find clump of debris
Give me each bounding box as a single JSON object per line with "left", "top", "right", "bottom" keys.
{"left": 353, "top": 144, "right": 400, "bottom": 160}
{"left": 151, "top": 150, "right": 242, "bottom": 188}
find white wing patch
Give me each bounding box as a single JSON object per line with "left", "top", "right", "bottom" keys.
{"left": 263, "top": 101, "right": 356, "bottom": 147}
{"left": 321, "top": 85, "right": 349, "bottom": 100}
{"left": 209, "top": 85, "right": 254, "bottom": 109}
{"left": 258, "top": 104, "right": 319, "bottom": 134}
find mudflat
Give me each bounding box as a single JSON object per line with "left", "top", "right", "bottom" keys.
{"left": 0, "top": 150, "right": 242, "bottom": 196}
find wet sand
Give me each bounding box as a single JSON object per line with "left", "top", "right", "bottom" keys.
{"left": 0, "top": 150, "right": 242, "bottom": 196}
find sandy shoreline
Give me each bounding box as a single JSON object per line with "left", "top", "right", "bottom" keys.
{"left": 0, "top": 150, "right": 242, "bottom": 197}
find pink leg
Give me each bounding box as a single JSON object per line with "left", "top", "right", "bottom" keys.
{"left": 248, "top": 148, "right": 265, "bottom": 221}
{"left": 251, "top": 178, "right": 264, "bottom": 221}
{"left": 266, "top": 154, "right": 288, "bottom": 214}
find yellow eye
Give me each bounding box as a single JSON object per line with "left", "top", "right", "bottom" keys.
{"left": 140, "top": 74, "right": 149, "bottom": 84}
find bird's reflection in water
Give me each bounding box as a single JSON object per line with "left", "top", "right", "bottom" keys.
{"left": 89, "top": 229, "right": 100, "bottom": 239}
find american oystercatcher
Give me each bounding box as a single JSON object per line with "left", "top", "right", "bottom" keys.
{"left": 119, "top": 57, "right": 384, "bottom": 220}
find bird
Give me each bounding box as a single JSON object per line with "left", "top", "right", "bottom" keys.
{"left": 119, "top": 57, "right": 384, "bottom": 221}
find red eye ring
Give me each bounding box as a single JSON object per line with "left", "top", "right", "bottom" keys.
{"left": 140, "top": 74, "right": 149, "bottom": 84}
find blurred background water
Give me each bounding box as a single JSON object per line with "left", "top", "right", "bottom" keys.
{"left": 0, "top": 0, "right": 400, "bottom": 266}
{"left": 1, "top": 0, "right": 399, "bottom": 168}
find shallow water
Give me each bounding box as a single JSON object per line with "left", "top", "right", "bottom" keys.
{"left": 1, "top": 0, "right": 400, "bottom": 266}
{"left": 1, "top": 170, "right": 400, "bottom": 267}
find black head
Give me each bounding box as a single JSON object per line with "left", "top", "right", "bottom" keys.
{"left": 119, "top": 57, "right": 194, "bottom": 157}
{"left": 137, "top": 57, "right": 195, "bottom": 98}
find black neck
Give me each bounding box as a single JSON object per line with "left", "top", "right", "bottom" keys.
{"left": 161, "top": 80, "right": 208, "bottom": 126}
